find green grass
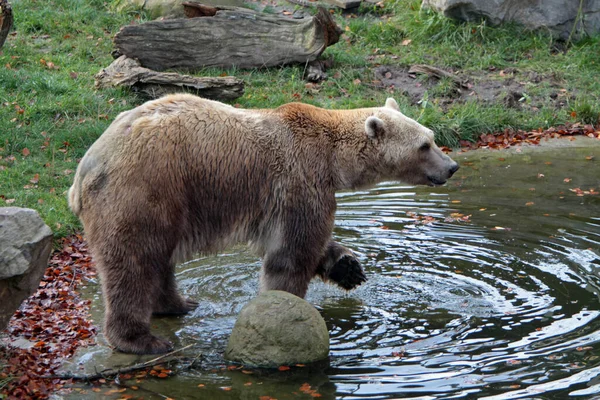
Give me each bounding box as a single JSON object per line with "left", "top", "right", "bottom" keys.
{"left": 1, "top": 0, "right": 599, "bottom": 239}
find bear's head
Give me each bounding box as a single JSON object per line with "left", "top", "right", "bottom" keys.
{"left": 363, "top": 98, "right": 459, "bottom": 187}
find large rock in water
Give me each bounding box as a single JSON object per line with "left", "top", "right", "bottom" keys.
{"left": 225, "top": 290, "right": 330, "bottom": 367}
{"left": 0, "top": 207, "right": 52, "bottom": 329}
{"left": 422, "top": 0, "right": 600, "bottom": 39}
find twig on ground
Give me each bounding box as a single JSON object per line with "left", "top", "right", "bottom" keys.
{"left": 36, "top": 343, "right": 195, "bottom": 381}
{"left": 408, "top": 64, "right": 468, "bottom": 88}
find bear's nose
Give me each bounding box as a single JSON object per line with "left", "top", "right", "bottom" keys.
{"left": 449, "top": 162, "right": 459, "bottom": 175}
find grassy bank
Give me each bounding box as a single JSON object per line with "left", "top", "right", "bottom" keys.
{"left": 1, "top": 0, "right": 599, "bottom": 238}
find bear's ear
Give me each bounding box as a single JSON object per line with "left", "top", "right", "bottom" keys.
{"left": 365, "top": 116, "right": 385, "bottom": 139}
{"left": 385, "top": 98, "right": 400, "bottom": 111}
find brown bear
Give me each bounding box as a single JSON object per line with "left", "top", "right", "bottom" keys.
{"left": 68, "top": 94, "right": 458, "bottom": 354}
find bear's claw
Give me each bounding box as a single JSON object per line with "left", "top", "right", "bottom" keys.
{"left": 328, "top": 254, "right": 367, "bottom": 290}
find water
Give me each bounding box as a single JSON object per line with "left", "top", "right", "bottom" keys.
{"left": 65, "top": 139, "right": 600, "bottom": 399}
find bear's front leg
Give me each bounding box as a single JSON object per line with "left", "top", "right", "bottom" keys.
{"left": 316, "top": 241, "right": 367, "bottom": 290}
{"left": 260, "top": 249, "right": 316, "bottom": 298}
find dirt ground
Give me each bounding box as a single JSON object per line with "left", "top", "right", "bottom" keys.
{"left": 372, "top": 66, "right": 572, "bottom": 111}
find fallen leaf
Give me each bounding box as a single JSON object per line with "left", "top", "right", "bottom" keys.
{"left": 22, "top": 148, "right": 31, "bottom": 157}
{"left": 278, "top": 366, "right": 291, "bottom": 371}
{"left": 401, "top": 39, "right": 412, "bottom": 46}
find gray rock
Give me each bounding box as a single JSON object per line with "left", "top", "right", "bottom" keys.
{"left": 422, "top": 0, "right": 600, "bottom": 39}
{"left": 225, "top": 290, "right": 329, "bottom": 367}
{"left": 0, "top": 207, "right": 52, "bottom": 329}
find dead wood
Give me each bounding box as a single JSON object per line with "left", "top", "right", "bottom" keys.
{"left": 182, "top": 2, "right": 218, "bottom": 17}
{"left": 37, "top": 344, "right": 195, "bottom": 381}
{"left": 408, "top": 64, "right": 468, "bottom": 88}
{"left": 304, "top": 58, "right": 332, "bottom": 82}
{"left": 114, "top": 4, "right": 342, "bottom": 71}
{"left": 95, "top": 56, "right": 244, "bottom": 100}
{"left": 0, "top": 0, "right": 13, "bottom": 50}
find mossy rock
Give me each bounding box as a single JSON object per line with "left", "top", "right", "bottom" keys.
{"left": 225, "top": 290, "right": 330, "bottom": 367}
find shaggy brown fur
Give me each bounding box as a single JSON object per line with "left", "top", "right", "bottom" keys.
{"left": 68, "top": 94, "right": 458, "bottom": 354}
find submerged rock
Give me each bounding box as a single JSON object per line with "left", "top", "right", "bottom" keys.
{"left": 0, "top": 207, "right": 52, "bottom": 329}
{"left": 225, "top": 290, "right": 329, "bottom": 367}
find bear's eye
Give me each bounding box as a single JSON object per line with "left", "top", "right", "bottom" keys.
{"left": 420, "top": 143, "right": 431, "bottom": 151}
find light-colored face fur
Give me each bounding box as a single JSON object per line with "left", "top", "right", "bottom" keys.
{"left": 363, "top": 98, "right": 458, "bottom": 187}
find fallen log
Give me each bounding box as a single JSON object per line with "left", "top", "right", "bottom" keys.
{"left": 408, "top": 64, "right": 468, "bottom": 88}
{"left": 95, "top": 55, "right": 245, "bottom": 100}
{"left": 0, "top": 0, "right": 13, "bottom": 50}
{"left": 114, "top": 4, "right": 342, "bottom": 71}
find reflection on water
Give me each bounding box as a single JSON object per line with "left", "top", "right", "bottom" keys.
{"left": 67, "top": 141, "right": 600, "bottom": 399}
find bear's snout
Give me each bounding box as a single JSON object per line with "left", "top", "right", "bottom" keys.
{"left": 449, "top": 162, "right": 459, "bottom": 176}
{"left": 425, "top": 159, "right": 459, "bottom": 186}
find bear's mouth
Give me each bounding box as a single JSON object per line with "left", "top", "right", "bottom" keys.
{"left": 427, "top": 176, "right": 447, "bottom": 186}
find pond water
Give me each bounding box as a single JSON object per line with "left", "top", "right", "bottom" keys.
{"left": 65, "top": 139, "right": 600, "bottom": 399}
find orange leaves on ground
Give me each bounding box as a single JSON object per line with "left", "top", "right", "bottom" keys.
{"left": 1, "top": 235, "right": 97, "bottom": 399}
{"left": 22, "top": 147, "right": 30, "bottom": 157}
{"left": 39, "top": 58, "right": 59, "bottom": 70}
{"left": 149, "top": 365, "right": 172, "bottom": 379}
{"left": 456, "top": 123, "right": 600, "bottom": 152}
{"left": 278, "top": 366, "right": 291, "bottom": 371}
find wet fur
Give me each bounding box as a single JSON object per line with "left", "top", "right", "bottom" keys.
{"left": 68, "top": 94, "right": 457, "bottom": 354}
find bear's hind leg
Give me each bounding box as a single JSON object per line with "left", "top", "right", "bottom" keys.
{"left": 153, "top": 265, "right": 199, "bottom": 316}
{"left": 96, "top": 246, "right": 174, "bottom": 354}
{"left": 316, "top": 241, "right": 367, "bottom": 290}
